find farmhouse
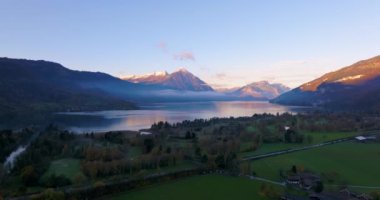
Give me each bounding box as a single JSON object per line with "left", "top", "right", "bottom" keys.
{"left": 286, "top": 172, "right": 321, "bottom": 191}
{"left": 308, "top": 188, "right": 374, "bottom": 200}
{"left": 286, "top": 175, "right": 301, "bottom": 185}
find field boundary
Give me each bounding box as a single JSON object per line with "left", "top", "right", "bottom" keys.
{"left": 242, "top": 133, "right": 378, "bottom": 161}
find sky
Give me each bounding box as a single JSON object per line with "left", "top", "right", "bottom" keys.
{"left": 1, "top": 0, "right": 380, "bottom": 88}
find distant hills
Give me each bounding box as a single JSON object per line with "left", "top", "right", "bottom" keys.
{"left": 229, "top": 81, "right": 290, "bottom": 100}
{"left": 123, "top": 68, "right": 214, "bottom": 91}
{"left": 272, "top": 55, "right": 380, "bottom": 111}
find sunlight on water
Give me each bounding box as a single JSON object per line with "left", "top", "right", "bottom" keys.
{"left": 55, "top": 101, "right": 311, "bottom": 133}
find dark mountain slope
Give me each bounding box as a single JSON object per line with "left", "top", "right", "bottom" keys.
{"left": 0, "top": 58, "right": 137, "bottom": 123}
{"left": 271, "top": 55, "right": 380, "bottom": 111}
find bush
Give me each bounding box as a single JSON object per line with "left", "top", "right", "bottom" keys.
{"left": 40, "top": 188, "right": 65, "bottom": 200}
{"left": 20, "top": 165, "right": 38, "bottom": 186}
{"left": 314, "top": 181, "right": 324, "bottom": 193}
{"left": 259, "top": 183, "right": 280, "bottom": 199}
{"left": 44, "top": 174, "right": 72, "bottom": 187}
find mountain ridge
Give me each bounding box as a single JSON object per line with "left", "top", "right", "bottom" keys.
{"left": 229, "top": 81, "right": 290, "bottom": 100}
{"left": 0, "top": 57, "right": 138, "bottom": 124}
{"left": 272, "top": 55, "right": 380, "bottom": 111}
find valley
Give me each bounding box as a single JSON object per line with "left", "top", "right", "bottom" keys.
{"left": 2, "top": 1, "right": 380, "bottom": 199}
{"left": 2, "top": 112, "right": 380, "bottom": 199}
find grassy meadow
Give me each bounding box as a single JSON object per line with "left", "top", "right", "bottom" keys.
{"left": 108, "top": 175, "right": 283, "bottom": 200}
{"left": 240, "top": 131, "right": 358, "bottom": 157}
{"left": 250, "top": 141, "right": 380, "bottom": 186}
{"left": 41, "top": 158, "right": 84, "bottom": 182}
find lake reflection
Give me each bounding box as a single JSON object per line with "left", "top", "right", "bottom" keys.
{"left": 54, "top": 101, "right": 310, "bottom": 133}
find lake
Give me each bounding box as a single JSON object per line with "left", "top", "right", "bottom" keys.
{"left": 54, "top": 101, "right": 311, "bottom": 133}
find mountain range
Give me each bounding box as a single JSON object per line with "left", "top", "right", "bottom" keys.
{"left": 0, "top": 57, "right": 291, "bottom": 124}
{"left": 272, "top": 55, "right": 380, "bottom": 111}
{"left": 2, "top": 53, "right": 379, "bottom": 123}
{"left": 123, "top": 70, "right": 290, "bottom": 100}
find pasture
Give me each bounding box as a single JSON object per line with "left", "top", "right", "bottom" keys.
{"left": 241, "top": 131, "right": 358, "bottom": 157}
{"left": 250, "top": 142, "right": 380, "bottom": 186}
{"left": 108, "top": 175, "right": 283, "bottom": 200}
{"left": 41, "top": 158, "right": 83, "bottom": 182}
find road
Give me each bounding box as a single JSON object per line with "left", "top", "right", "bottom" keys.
{"left": 246, "top": 175, "right": 285, "bottom": 186}
{"left": 326, "top": 184, "right": 380, "bottom": 189}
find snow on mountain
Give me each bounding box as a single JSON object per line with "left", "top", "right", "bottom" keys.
{"left": 123, "top": 68, "right": 214, "bottom": 91}
{"left": 272, "top": 55, "right": 380, "bottom": 111}
{"left": 230, "top": 81, "right": 290, "bottom": 100}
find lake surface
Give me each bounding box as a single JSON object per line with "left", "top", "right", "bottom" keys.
{"left": 54, "top": 101, "right": 311, "bottom": 133}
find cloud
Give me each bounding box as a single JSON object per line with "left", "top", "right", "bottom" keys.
{"left": 215, "top": 73, "right": 227, "bottom": 80}
{"left": 199, "top": 66, "right": 210, "bottom": 71}
{"left": 173, "top": 51, "right": 195, "bottom": 61}
{"left": 157, "top": 41, "right": 168, "bottom": 52}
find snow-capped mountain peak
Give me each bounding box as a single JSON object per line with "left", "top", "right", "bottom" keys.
{"left": 230, "top": 81, "right": 290, "bottom": 100}
{"left": 123, "top": 68, "right": 214, "bottom": 91}
{"left": 174, "top": 67, "right": 189, "bottom": 73}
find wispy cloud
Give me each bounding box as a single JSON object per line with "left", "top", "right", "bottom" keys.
{"left": 173, "top": 51, "right": 195, "bottom": 61}
{"left": 157, "top": 41, "right": 168, "bottom": 52}
{"left": 215, "top": 73, "right": 227, "bottom": 80}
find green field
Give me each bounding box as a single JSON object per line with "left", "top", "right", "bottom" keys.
{"left": 108, "top": 175, "right": 283, "bottom": 200}
{"left": 128, "top": 146, "right": 143, "bottom": 158}
{"left": 241, "top": 131, "right": 358, "bottom": 157}
{"left": 251, "top": 142, "right": 380, "bottom": 186}
{"left": 41, "top": 158, "right": 84, "bottom": 182}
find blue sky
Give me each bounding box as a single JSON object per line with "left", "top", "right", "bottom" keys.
{"left": 1, "top": 0, "right": 380, "bottom": 88}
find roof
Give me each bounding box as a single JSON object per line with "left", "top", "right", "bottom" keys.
{"left": 355, "top": 136, "right": 366, "bottom": 140}
{"left": 287, "top": 175, "right": 301, "bottom": 181}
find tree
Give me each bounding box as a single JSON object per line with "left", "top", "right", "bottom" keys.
{"left": 73, "top": 173, "right": 86, "bottom": 185}
{"left": 314, "top": 181, "right": 324, "bottom": 193}
{"left": 195, "top": 147, "right": 201, "bottom": 157}
{"left": 0, "top": 164, "right": 4, "bottom": 184}
{"left": 45, "top": 174, "right": 71, "bottom": 187}
{"left": 20, "top": 165, "right": 38, "bottom": 186}
{"left": 201, "top": 154, "right": 208, "bottom": 163}
{"left": 307, "top": 135, "right": 313, "bottom": 144}
{"left": 185, "top": 131, "right": 191, "bottom": 139}
{"left": 239, "top": 162, "right": 251, "bottom": 175}
{"left": 143, "top": 138, "right": 155, "bottom": 153}
{"left": 225, "top": 152, "right": 239, "bottom": 174}
{"left": 284, "top": 130, "right": 292, "bottom": 143}
{"left": 41, "top": 188, "right": 65, "bottom": 200}
{"left": 370, "top": 191, "right": 380, "bottom": 200}
{"left": 259, "top": 183, "right": 280, "bottom": 199}
{"left": 291, "top": 165, "right": 297, "bottom": 174}
{"left": 165, "top": 146, "right": 172, "bottom": 154}
{"left": 93, "top": 181, "right": 106, "bottom": 196}
{"left": 214, "top": 154, "right": 225, "bottom": 169}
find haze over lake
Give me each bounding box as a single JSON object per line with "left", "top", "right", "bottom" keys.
{"left": 55, "top": 101, "right": 311, "bottom": 133}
